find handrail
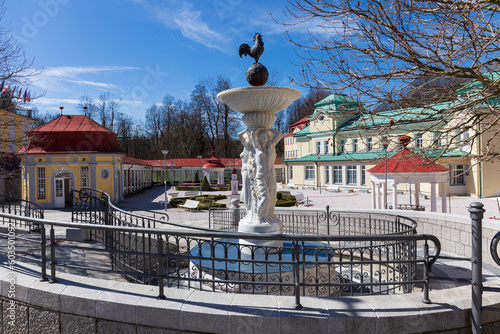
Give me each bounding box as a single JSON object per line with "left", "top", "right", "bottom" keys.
{"left": 0, "top": 194, "right": 44, "bottom": 215}
{"left": 115, "top": 203, "right": 169, "bottom": 221}
{"left": 0, "top": 210, "right": 441, "bottom": 308}
{"left": 490, "top": 230, "right": 500, "bottom": 267}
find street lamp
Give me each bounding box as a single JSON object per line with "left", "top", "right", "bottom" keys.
{"left": 197, "top": 155, "right": 202, "bottom": 195}
{"left": 23, "top": 137, "right": 30, "bottom": 202}
{"left": 161, "top": 150, "right": 169, "bottom": 211}
{"left": 316, "top": 154, "right": 322, "bottom": 194}
{"left": 381, "top": 136, "right": 390, "bottom": 209}
{"left": 171, "top": 160, "right": 174, "bottom": 188}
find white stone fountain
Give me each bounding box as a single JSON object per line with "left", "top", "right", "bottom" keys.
{"left": 217, "top": 86, "right": 300, "bottom": 251}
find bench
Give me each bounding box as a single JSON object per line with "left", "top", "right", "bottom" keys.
{"left": 179, "top": 199, "right": 200, "bottom": 211}
{"left": 167, "top": 192, "right": 179, "bottom": 201}
{"left": 294, "top": 193, "right": 308, "bottom": 206}
{"left": 184, "top": 191, "right": 199, "bottom": 197}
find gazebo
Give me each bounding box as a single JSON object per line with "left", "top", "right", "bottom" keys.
{"left": 368, "top": 136, "right": 450, "bottom": 213}
{"left": 202, "top": 151, "right": 225, "bottom": 185}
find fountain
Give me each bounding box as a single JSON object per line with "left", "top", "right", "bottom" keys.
{"left": 187, "top": 35, "right": 339, "bottom": 295}
{"left": 217, "top": 35, "right": 300, "bottom": 251}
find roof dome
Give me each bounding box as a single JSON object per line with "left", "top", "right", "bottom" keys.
{"left": 22, "top": 115, "right": 124, "bottom": 154}
{"left": 202, "top": 151, "right": 225, "bottom": 169}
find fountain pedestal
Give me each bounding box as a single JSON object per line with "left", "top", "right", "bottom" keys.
{"left": 217, "top": 87, "right": 300, "bottom": 252}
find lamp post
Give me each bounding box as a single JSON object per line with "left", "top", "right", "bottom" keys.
{"left": 161, "top": 150, "right": 169, "bottom": 211}
{"left": 316, "top": 154, "right": 321, "bottom": 194}
{"left": 381, "top": 137, "right": 390, "bottom": 209}
{"left": 23, "top": 138, "right": 30, "bottom": 202}
{"left": 171, "top": 160, "right": 174, "bottom": 188}
{"left": 197, "top": 155, "right": 202, "bottom": 195}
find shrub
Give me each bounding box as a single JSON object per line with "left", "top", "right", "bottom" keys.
{"left": 201, "top": 176, "right": 211, "bottom": 191}
{"left": 277, "top": 192, "right": 283, "bottom": 200}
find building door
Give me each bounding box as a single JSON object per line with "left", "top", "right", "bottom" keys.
{"left": 54, "top": 178, "right": 64, "bottom": 208}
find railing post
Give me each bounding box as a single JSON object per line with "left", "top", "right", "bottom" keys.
{"left": 157, "top": 236, "right": 166, "bottom": 300}
{"left": 49, "top": 225, "right": 57, "bottom": 283}
{"left": 470, "top": 202, "right": 485, "bottom": 334}
{"left": 326, "top": 205, "right": 330, "bottom": 236}
{"left": 292, "top": 242, "right": 302, "bottom": 309}
{"left": 422, "top": 241, "right": 431, "bottom": 304}
{"left": 40, "top": 225, "right": 48, "bottom": 281}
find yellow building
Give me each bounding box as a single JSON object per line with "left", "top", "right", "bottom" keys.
{"left": 0, "top": 109, "right": 35, "bottom": 197}
{"left": 20, "top": 114, "right": 125, "bottom": 208}
{"left": 284, "top": 92, "right": 498, "bottom": 198}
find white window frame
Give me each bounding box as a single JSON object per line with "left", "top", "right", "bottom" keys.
{"left": 81, "top": 166, "right": 89, "bottom": 188}
{"left": 37, "top": 167, "right": 46, "bottom": 199}
{"left": 352, "top": 139, "right": 358, "bottom": 153}
{"left": 333, "top": 166, "right": 343, "bottom": 184}
{"left": 347, "top": 166, "right": 357, "bottom": 185}
{"left": 305, "top": 166, "right": 315, "bottom": 180}
{"left": 450, "top": 164, "right": 465, "bottom": 185}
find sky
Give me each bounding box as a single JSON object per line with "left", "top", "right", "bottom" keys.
{"left": 2, "top": 0, "right": 319, "bottom": 121}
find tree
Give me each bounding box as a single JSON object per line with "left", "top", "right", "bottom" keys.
{"left": 279, "top": 0, "right": 500, "bottom": 159}
{"left": 78, "top": 95, "right": 97, "bottom": 119}
{"left": 190, "top": 75, "right": 239, "bottom": 158}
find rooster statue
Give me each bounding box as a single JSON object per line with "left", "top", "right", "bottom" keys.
{"left": 239, "top": 33, "right": 264, "bottom": 64}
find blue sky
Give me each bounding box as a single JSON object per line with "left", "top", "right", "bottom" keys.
{"left": 3, "top": 0, "right": 319, "bottom": 120}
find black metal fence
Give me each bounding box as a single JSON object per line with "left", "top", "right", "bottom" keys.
{"left": 209, "top": 207, "right": 417, "bottom": 237}
{"left": 0, "top": 188, "right": 442, "bottom": 309}
{"left": 0, "top": 194, "right": 44, "bottom": 231}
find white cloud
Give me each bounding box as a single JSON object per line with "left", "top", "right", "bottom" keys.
{"left": 43, "top": 65, "right": 140, "bottom": 80}
{"left": 32, "top": 65, "right": 139, "bottom": 92}
{"left": 158, "top": 4, "right": 229, "bottom": 51}
{"left": 67, "top": 80, "right": 116, "bottom": 89}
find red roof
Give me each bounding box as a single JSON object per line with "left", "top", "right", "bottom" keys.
{"left": 290, "top": 116, "right": 310, "bottom": 128}
{"left": 145, "top": 157, "right": 282, "bottom": 168}
{"left": 20, "top": 115, "right": 124, "bottom": 154}
{"left": 368, "top": 148, "right": 449, "bottom": 174}
{"left": 203, "top": 151, "right": 225, "bottom": 169}
{"left": 29, "top": 115, "right": 110, "bottom": 133}
{"left": 123, "top": 156, "right": 153, "bottom": 167}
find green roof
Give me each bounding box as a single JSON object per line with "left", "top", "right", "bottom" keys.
{"left": 284, "top": 149, "right": 466, "bottom": 163}
{"left": 285, "top": 152, "right": 384, "bottom": 162}
{"left": 457, "top": 71, "right": 500, "bottom": 93}
{"left": 314, "top": 94, "right": 362, "bottom": 108}
{"left": 337, "top": 101, "right": 454, "bottom": 132}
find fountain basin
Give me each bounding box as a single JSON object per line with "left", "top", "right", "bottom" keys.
{"left": 189, "top": 239, "right": 339, "bottom": 296}
{"left": 217, "top": 86, "right": 300, "bottom": 114}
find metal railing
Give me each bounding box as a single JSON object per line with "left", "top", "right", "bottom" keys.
{"left": 0, "top": 187, "right": 442, "bottom": 309}
{"left": 209, "top": 206, "right": 418, "bottom": 237}
{"left": 0, "top": 194, "right": 44, "bottom": 231}
{"left": 0, "top": 212, "right": 440, "bottom": 309}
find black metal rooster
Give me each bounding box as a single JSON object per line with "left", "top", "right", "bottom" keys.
{"left": 239, "top": 33, "right": 264, "bottom": 64}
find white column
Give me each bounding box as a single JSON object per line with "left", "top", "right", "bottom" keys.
{"left": 371, "top": 181, "right": 376, "bottom": 209}
{"left": 415, "top": 183, "right": 420, "bottom": 206}
{"left": 392, "top": 183, "right": 398, "bottom": 210}
{"left": 376, "top": 183, "right": 381, "bottom": 209}
{"left": 329, "top": 166, "right": 333, "bottom": 186}
{"left": 441, "top": 182, "right": 447, "bottom": 213}
{"left": 382, "top": 182, "right": 387, "bottom": 209}
{"left": 430, "top": 182, "right": 437, "bottom": 212}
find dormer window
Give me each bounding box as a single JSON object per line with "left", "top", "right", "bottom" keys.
{"left": 318, "top": 115, "right": 325, "bottom": 123}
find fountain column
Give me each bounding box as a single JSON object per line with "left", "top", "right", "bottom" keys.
{"left": 217, "top": 87, "right": 300, "bottom": 250}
